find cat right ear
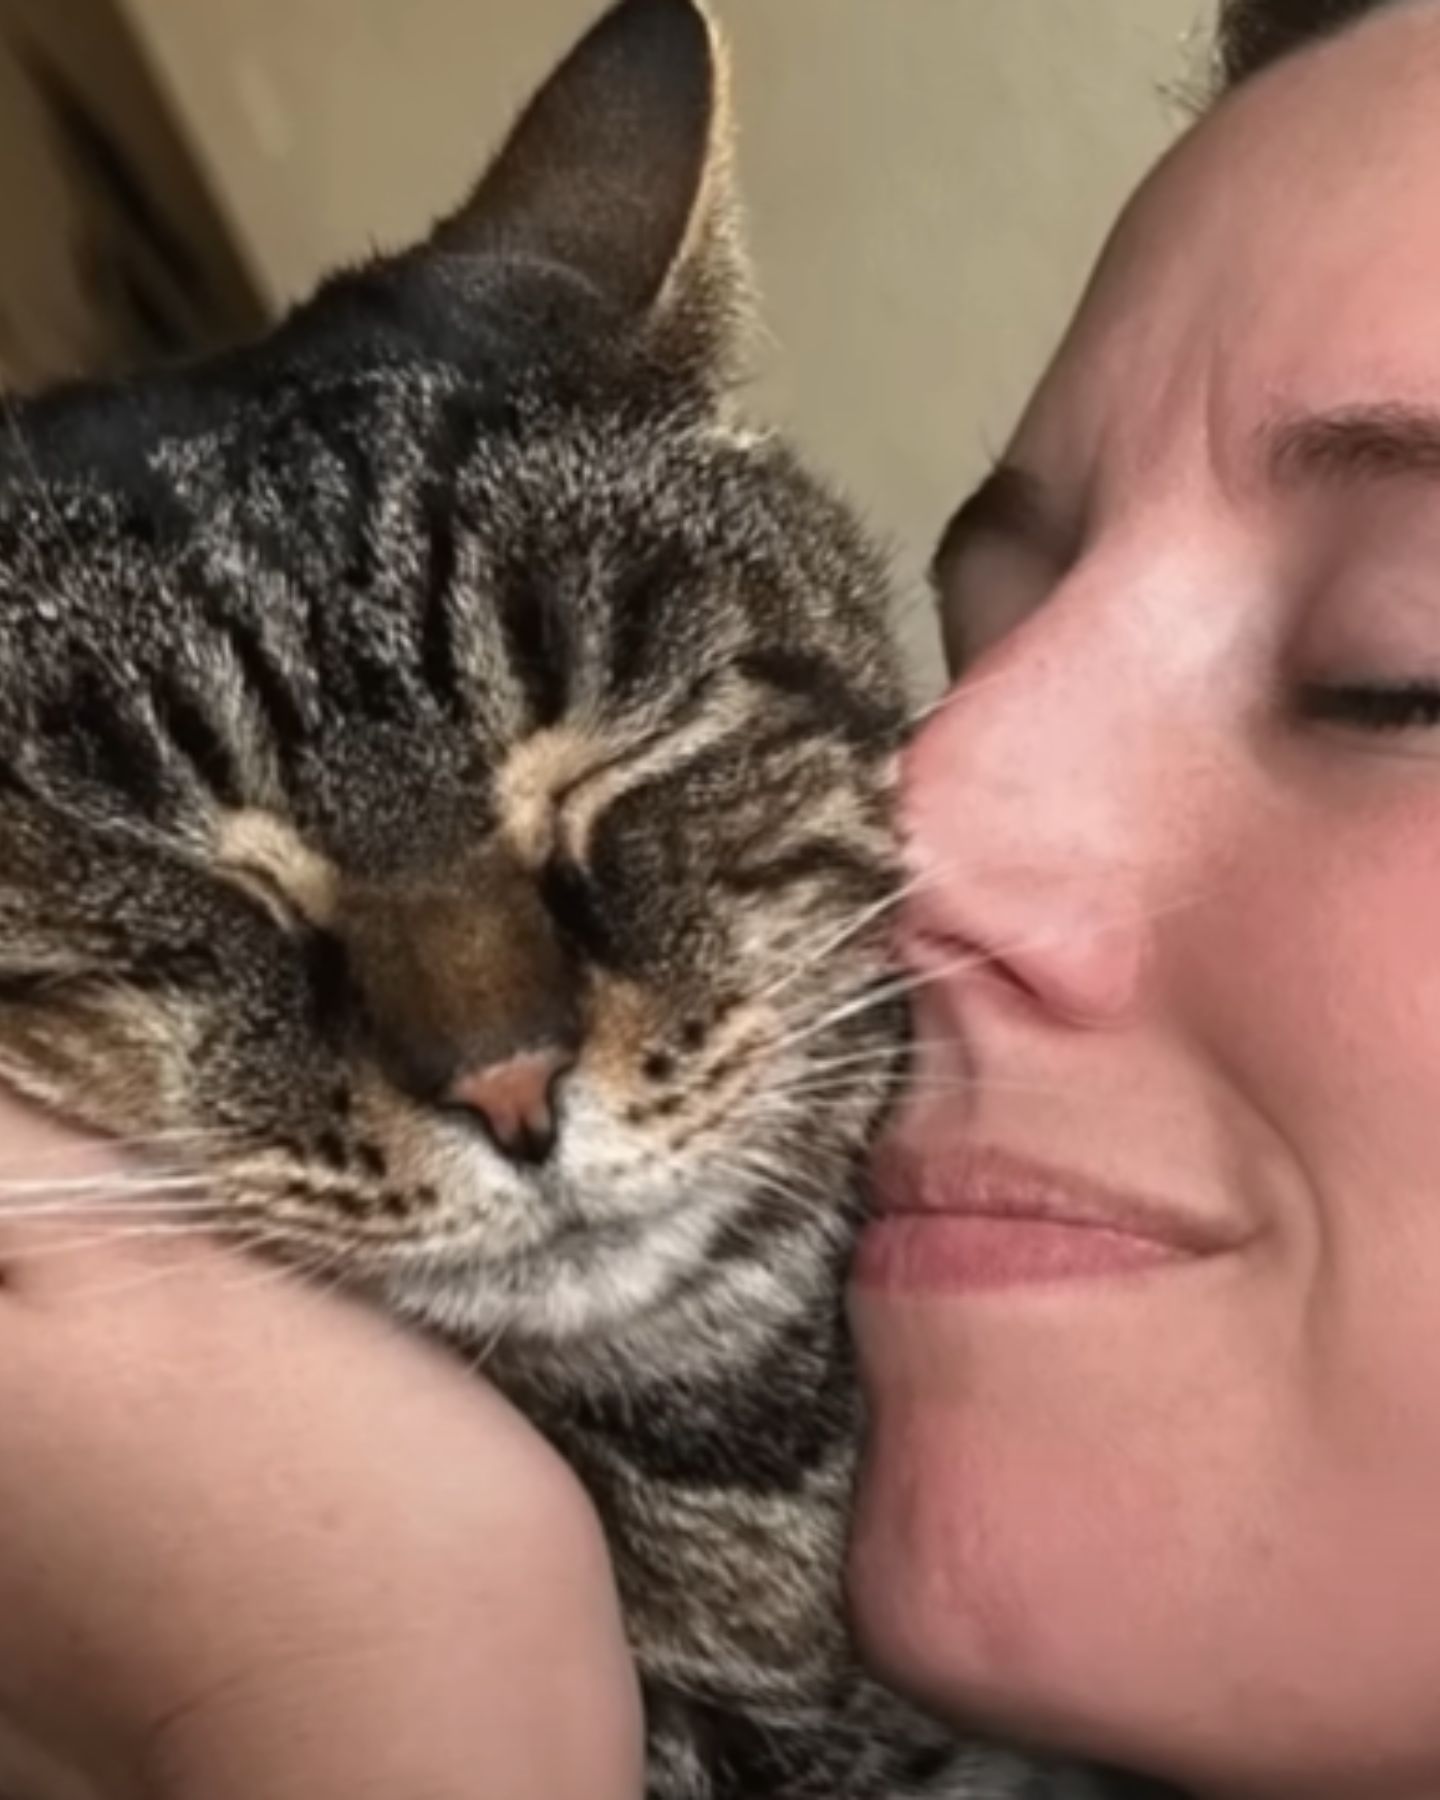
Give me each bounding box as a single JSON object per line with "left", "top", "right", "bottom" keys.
{"left": 427, "top": 0, "right": 751, "bottom": 388}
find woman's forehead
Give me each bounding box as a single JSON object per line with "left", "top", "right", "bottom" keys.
{"left": 1014, "top": 0, "right": 1440, "bottom": 491}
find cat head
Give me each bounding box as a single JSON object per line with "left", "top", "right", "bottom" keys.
{"left": 0, "top": 0, "right": 906, "bottom": 1346}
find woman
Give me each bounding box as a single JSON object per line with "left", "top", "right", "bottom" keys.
{"left": 850, "top": 1, "right": 1440, "bottom": 1795}
{"left": 1, "top": 0, "right": 1431, "bottom": 1793}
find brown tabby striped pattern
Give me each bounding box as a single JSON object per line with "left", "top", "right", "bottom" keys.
{"left": 0, "top": 3, "right": 1106, "bottom": 1794}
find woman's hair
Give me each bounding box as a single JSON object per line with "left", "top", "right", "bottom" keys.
{"left": 1219, "top": 0, "right": 1404, "bottom": 86}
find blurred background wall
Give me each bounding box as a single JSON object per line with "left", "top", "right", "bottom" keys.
{"left": 0, "top": 0, "right": 1211, "bottom": 681}
{"left": 0, "top": 0, "right": 263, "bottom": 381}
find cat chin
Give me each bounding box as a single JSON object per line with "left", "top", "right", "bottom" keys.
{"left": 379, "top": 1193, "right": 724, "bottom": 1349}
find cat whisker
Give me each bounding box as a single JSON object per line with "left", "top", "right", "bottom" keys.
{"left": 704, "top": 1165, "right": 836, "bottom": 1226}
{"left": 55, "top": 1224, "right": 307, "bottom": 1306}
{"left": 750, "top": 865, "right": 944, "bottom": 1012}
{"left": 746, "top": 1086, "right": 889, "bottom": 1117}
{"left": 104, "top": 1128, "right": 245, "bottom": 1153}
{"left": 765, "top": 1040, "right": 926, "bottom": 1079}
{"left": 706, "top": 1141, "right": 852, "bottom": 1207}
{"left": 42, "top": 1210, "right": 362, "bottom": 1307}
{"left": 0, "top": 1196, "right": 220, "bottom": 1222}
{"left": 759, "top": 921, "right": 999, "bottom": 1062}
{"left": 903, "top": 691, "right": 948, "bottom": 731}
{"left": 460, "top": 1304, "right": 516, "bottom": 1375}
{"left": 0, "top": 1173, "right": 209, "bottom": 1200}
{"left": 0, "top": 1131, "right": 231, "bottom": 1179}
{"left": 902, "top": 651, "right": 1091, "bottom": 733}
{"left": 0, "top": 1216, "right": 237, "bottom": 1261}
{"left": 761, "top": 1066, "right": 1202, "bottom": 1121}
{"left": 202, "top": 1231, "right": 354, "bottom": 1307}
{"left": 764, "top": 887, "right": 1221, "bottom": 1066}
{"left": 762, "top": 972, "right": 920, "bottom": 1064}
{"left": 752, "top": 1080, "right": 900, "bottom": 1108}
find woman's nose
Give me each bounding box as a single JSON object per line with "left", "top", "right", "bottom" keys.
{"left": 900, "top": 604, "right": 1179, "bottom": 1027}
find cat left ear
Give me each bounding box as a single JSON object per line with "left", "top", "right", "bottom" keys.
{"left": 428, "top": 0, "right": 750, "bottom": 387}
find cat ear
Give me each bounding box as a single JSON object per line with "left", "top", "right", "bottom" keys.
{"left": 429, "top": 0, "right": 750, "bottom": 385}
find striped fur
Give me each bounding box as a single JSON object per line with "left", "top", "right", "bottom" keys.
{"left": 0, "top": 3, "right": 1104, "bottom": 1794}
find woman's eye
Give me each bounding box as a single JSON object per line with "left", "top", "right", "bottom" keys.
{"left": 1297, "top": 681, "right": 1440, "bottom": 732}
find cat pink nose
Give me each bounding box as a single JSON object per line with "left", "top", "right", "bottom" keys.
{"left": 445, "top": 1045, "right": 573, "bottom": 1165}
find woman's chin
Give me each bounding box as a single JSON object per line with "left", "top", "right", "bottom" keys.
{"left": 846, "top": 1404, "right": 1062, "bottom": 1748}
{"left": 844, "top": 1373, "right": 1231, "bottom": 1784}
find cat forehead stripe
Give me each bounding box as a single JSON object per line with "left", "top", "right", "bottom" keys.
{"left": 216, "top": 811, "right": 340, "bottom": 925}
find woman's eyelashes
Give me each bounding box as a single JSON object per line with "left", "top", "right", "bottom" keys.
{"left": 1297, "top": 680, "right": 1440, "bottom": 732}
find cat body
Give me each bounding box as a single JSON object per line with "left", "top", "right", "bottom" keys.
{"left": 0, "top": 2, "right": 1097, "bottom": 1794}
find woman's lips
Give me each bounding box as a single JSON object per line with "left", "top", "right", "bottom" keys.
{"left": 855, "top": 1141, "right": 1248, "bottom": 1294}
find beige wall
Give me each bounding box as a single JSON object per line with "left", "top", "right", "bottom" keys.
{"left": 119, "top": 0, "right": 1210, "bottom": 684}
{"left": 0, "top": 0, "right": 263, "bottom": 386}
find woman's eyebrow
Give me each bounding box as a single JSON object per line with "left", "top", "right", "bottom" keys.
{"left": 1266, "top": 404, "right": 1440, "bottom": 489}
{"left": 936, "top": 410, "right": 1440, "bottom": 584}
{"left": 929, "top": 463, "right": 1066, "bottom": 584}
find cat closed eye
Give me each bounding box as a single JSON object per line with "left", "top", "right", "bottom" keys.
{"left": 539, "top": 856, "right": 608, "bottom": 950}
{"left": 221, "top": 861, "right": 313, "bottom": 931}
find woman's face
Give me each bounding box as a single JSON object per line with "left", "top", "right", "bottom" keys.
{"left": 849, "top": 8, "right": 1440, "bottom": 1796}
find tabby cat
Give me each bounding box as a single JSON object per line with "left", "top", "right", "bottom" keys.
{"left": 0, "top": 2, "right": 1099, "bottom": 1794}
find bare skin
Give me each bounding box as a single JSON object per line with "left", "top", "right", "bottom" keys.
{"left": 0, "top": 1091, "right": 643, "bottom": 1799}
